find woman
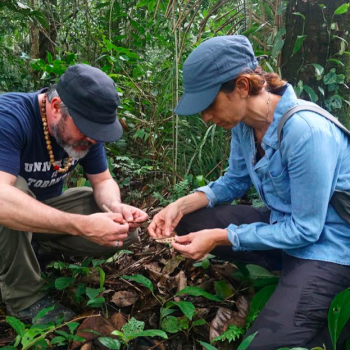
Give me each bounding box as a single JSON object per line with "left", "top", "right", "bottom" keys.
{"left": 148, "top": 35, "right": 350, "bottom": 349}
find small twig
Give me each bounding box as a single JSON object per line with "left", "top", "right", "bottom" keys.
{"left": 120, "top": 277, "right": 143, "bottom": 293}
{"left": 102, "top": 204, "right": 112, "bottom": 213}
{"left": 153, "top": 0, "right": 161, "bottom": 20}
{"left": 118, "top": 113, "right": 152, "bottom": 125}
{"left": 252, "top": 35, "right": 269, "bottom": 51}
{"left": 165, "top": 0, "right": 174, "bottom": 18}
{"left": 175, "top": 0, "right": 203, "bottom": 30}
{"left": 22, "top": 314, "right": 100, "bottom": 350}
{"left": 152, "top": 236, "right": 176, "bottom": 244}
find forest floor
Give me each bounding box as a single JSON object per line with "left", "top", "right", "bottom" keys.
{"left": 0, "top": 207, "right": 273, "bottom": 349}
{"left": 0, "top": 168, "right": 277, "bottom": 349}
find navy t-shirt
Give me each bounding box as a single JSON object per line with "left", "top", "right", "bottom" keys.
{"left": 0, "top": 90, "right": 108, "bottom": 200}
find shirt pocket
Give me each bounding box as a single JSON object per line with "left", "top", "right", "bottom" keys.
{"left": 267, "top": 158, "right": 291, "bottom": 205}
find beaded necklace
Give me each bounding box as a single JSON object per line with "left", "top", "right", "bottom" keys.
{"left": 41, "top": 94, "right": 72, "bottom": 173}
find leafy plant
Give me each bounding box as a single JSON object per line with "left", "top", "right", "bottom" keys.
{"left": 176, "top": 286, "right": 222, "bottom": 302}
{"left": 212, "top": 324, "right": 245, "bottom": 343}
{"left": 193, "top": 254, "right": 216, "bottom": 270}
{"left": 198, "top": 331, "right": 258, "bottom": 350}
{"left": 107, "top": 317, "right": 167, "bottom": 348}
{"left": 246, "top": 285, "right": 276, "bottom": 328}
{"left": 160, "top": 300, "right": 206, "bottom": 335}
{"left": 5, "top": 310, "right": 86, "bottom": 350}
{"left": 47, "top": 260, "right": 107, "bottom": 309}
{"left": 328, "top": 288, "right": 350, "bottom": 350}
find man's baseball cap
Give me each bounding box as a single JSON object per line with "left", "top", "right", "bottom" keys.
{"left": 174, "top": 35, "right": 258, "bottom": 116}
{"left": 57, "top": 64, "right": 123, "bottom": 142}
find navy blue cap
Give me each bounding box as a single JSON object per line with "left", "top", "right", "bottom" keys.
{"left": 175, "top": 35, "right": 258, "bottom": 116}
{"left": 57, "top": 64, "right": 123, "bottom": 142}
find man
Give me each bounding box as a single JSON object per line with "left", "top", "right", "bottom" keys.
{"left": 0, "top": 64, "right": 148, "bottom": 323}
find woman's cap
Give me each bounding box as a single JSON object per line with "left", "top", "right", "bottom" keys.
{"left": 174, "top": 35, "right": 258, "bottom": 116}
{"left": 57, "top": 64, "right": 123, "bottom": 143}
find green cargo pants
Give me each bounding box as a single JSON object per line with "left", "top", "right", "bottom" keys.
{"left": 0, "top": 176, "right": 139, "bottom": 312}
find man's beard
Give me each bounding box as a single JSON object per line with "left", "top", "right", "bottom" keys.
{"left": 51, "top": 118, "right": 92, "bottom": 159}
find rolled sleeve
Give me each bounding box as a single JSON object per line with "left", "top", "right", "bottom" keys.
{"left": 195, "top": 184, "right": 218, "bottom": 207}
{"left": 226, "top": 224, "right": 241, "bottom": 251}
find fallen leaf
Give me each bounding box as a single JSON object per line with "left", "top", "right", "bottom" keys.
{"left": 209, "top": 307, "right": 234, "bottom": 342}
{"left": 111, "top": 290, "right": 139, "bottom": 307}
{"left": 81, "top": 343, "right": 92, "bottom": 350}
{"left": 163, "top": 255, "right": 184, "bottom": 275}
{"left": 110, "top": 312, "right": 127, "bottom": 330}
{"left": 70, "top": 316, "right": 117, "bottom": 350}
{"left": 174, "top": 270, "right": 187, "bottom": 302}
{"left": 236, "top": 295, "right": 249, "bottom": 318}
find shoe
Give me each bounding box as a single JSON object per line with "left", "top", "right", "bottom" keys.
{"left": 7, "top": 295, "right": 75, "bottom": 324}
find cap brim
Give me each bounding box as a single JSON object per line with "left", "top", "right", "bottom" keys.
{"left": 69, "top": 109, "right": 123, "bottom": 143}
{"left": 174, "top": 85, "right": 221, "bottom": 116}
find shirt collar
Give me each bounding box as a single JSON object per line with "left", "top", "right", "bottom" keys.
{"left": 262, "top": 84, "right": 298, "bottom": 150}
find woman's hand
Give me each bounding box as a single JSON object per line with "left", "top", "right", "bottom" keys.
{"left": 148, "top": 202, "right": 184, "bottom": 238}
{"left": 171, "top": 229, "right": 229, "bottom": 260}
{"left": 109, "top": 202, "right": 149, "bottom": 229}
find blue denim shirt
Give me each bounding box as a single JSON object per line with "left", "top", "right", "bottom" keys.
{"left": 197, "top": 84, "right": 350, "bottom": 265}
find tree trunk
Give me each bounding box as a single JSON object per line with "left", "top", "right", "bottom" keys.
{"left": 39, "top": 0, "right": 58, "bottom": 60}
{"left": 29, "top": 0, "right": 40, "bottom": 59}
{"left": 281, "top": 0, "right": 350, "bottom": 127}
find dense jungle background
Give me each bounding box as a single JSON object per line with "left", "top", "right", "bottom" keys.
{"left": 1, "top": 0, "right": 350, "bottom": 349}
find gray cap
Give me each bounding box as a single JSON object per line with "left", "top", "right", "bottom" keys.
{"left": 57, "top": 64, "right": 123, "bottom": 142}
{"left": 175, "top": 35, "right": 258, "bottom": 116}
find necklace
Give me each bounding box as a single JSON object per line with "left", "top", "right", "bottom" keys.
{"left": 266, "top": 91, "right": 271, "bottom": 124}
{"left": 41, "top": 95, "right": 72, "bottom": 173}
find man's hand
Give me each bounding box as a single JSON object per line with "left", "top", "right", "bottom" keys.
{"left": 78, "top": 212, "right": 130, "bottom": 247}
{"left": 109, "top": 202, "right": 148, "bottom": 229}
{"left": 148, "top": 203, "right": 183, "bottom": 238}
{"left": 171, "top": 229, "right": 229, "bottom": 260}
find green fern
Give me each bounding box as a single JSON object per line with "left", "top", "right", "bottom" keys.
{"left": 212, "top": 324, "right": 245, "bottom": 343}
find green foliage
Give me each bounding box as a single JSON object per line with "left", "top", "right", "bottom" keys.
{"left": 291, "top": 4, "right": 350, "bottom": 115}
{"left": 246, "top": 285, "right": 276, "bottom": 328}
{"left": 109, "top": 317, "right": 168, "bottom": 346}
{"left": 328, "top": 288, "right": 350, "bottom": 350}
{"left": 212, "top": 324, "right": 245, "bottom": 343}
{"left": 46, "top": 260, "right": 106, "bottom": 309}
{"left": 121, "top": 274, "right": 154, "bottom": 293}
{"left": 5, "top": 313, "right": 84, "bottom": 350}
{"left": 193, "top": 254, "right": 215, "bottom": 270}
{"left": 176, "top": 286, "right": 222, "bottom": 302}
{"left": 161, "top": 315, "right": 189, "bottom": 334}
{"left": 199, "top": 331, "right": 258, "bottom": 350}
{"left": 198, "top": 341, "right": 219, "bottom": 350}
{"left": 237, "top": 332, "right": 258, "bottom": 350}
{"left": 214, "top": 280, "right": 234, "bottom": 300}
{"left": 98, "top": 337, "right": 121, "bottom": 350}
{"left": 232, "top": 263, "right": 279, "bottom": 290}
{"left": 292, "top": 35, "right": 307, "bottom": 56}
{"left": 55, "top": 277, "right": 75, "bottom": 291}
{"left": 165, "top": 301, "right": 196, "bottom": 321}
{"left": 334, "top": 3, "right": 350, "bottom": 15}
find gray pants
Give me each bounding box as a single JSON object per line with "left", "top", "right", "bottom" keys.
{"left": 0, "top": 177, "right": 139, "bottom": 312}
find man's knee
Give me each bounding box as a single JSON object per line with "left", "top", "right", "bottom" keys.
{"left": 14, "top": 176, "right": 35, "bottom": 198}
